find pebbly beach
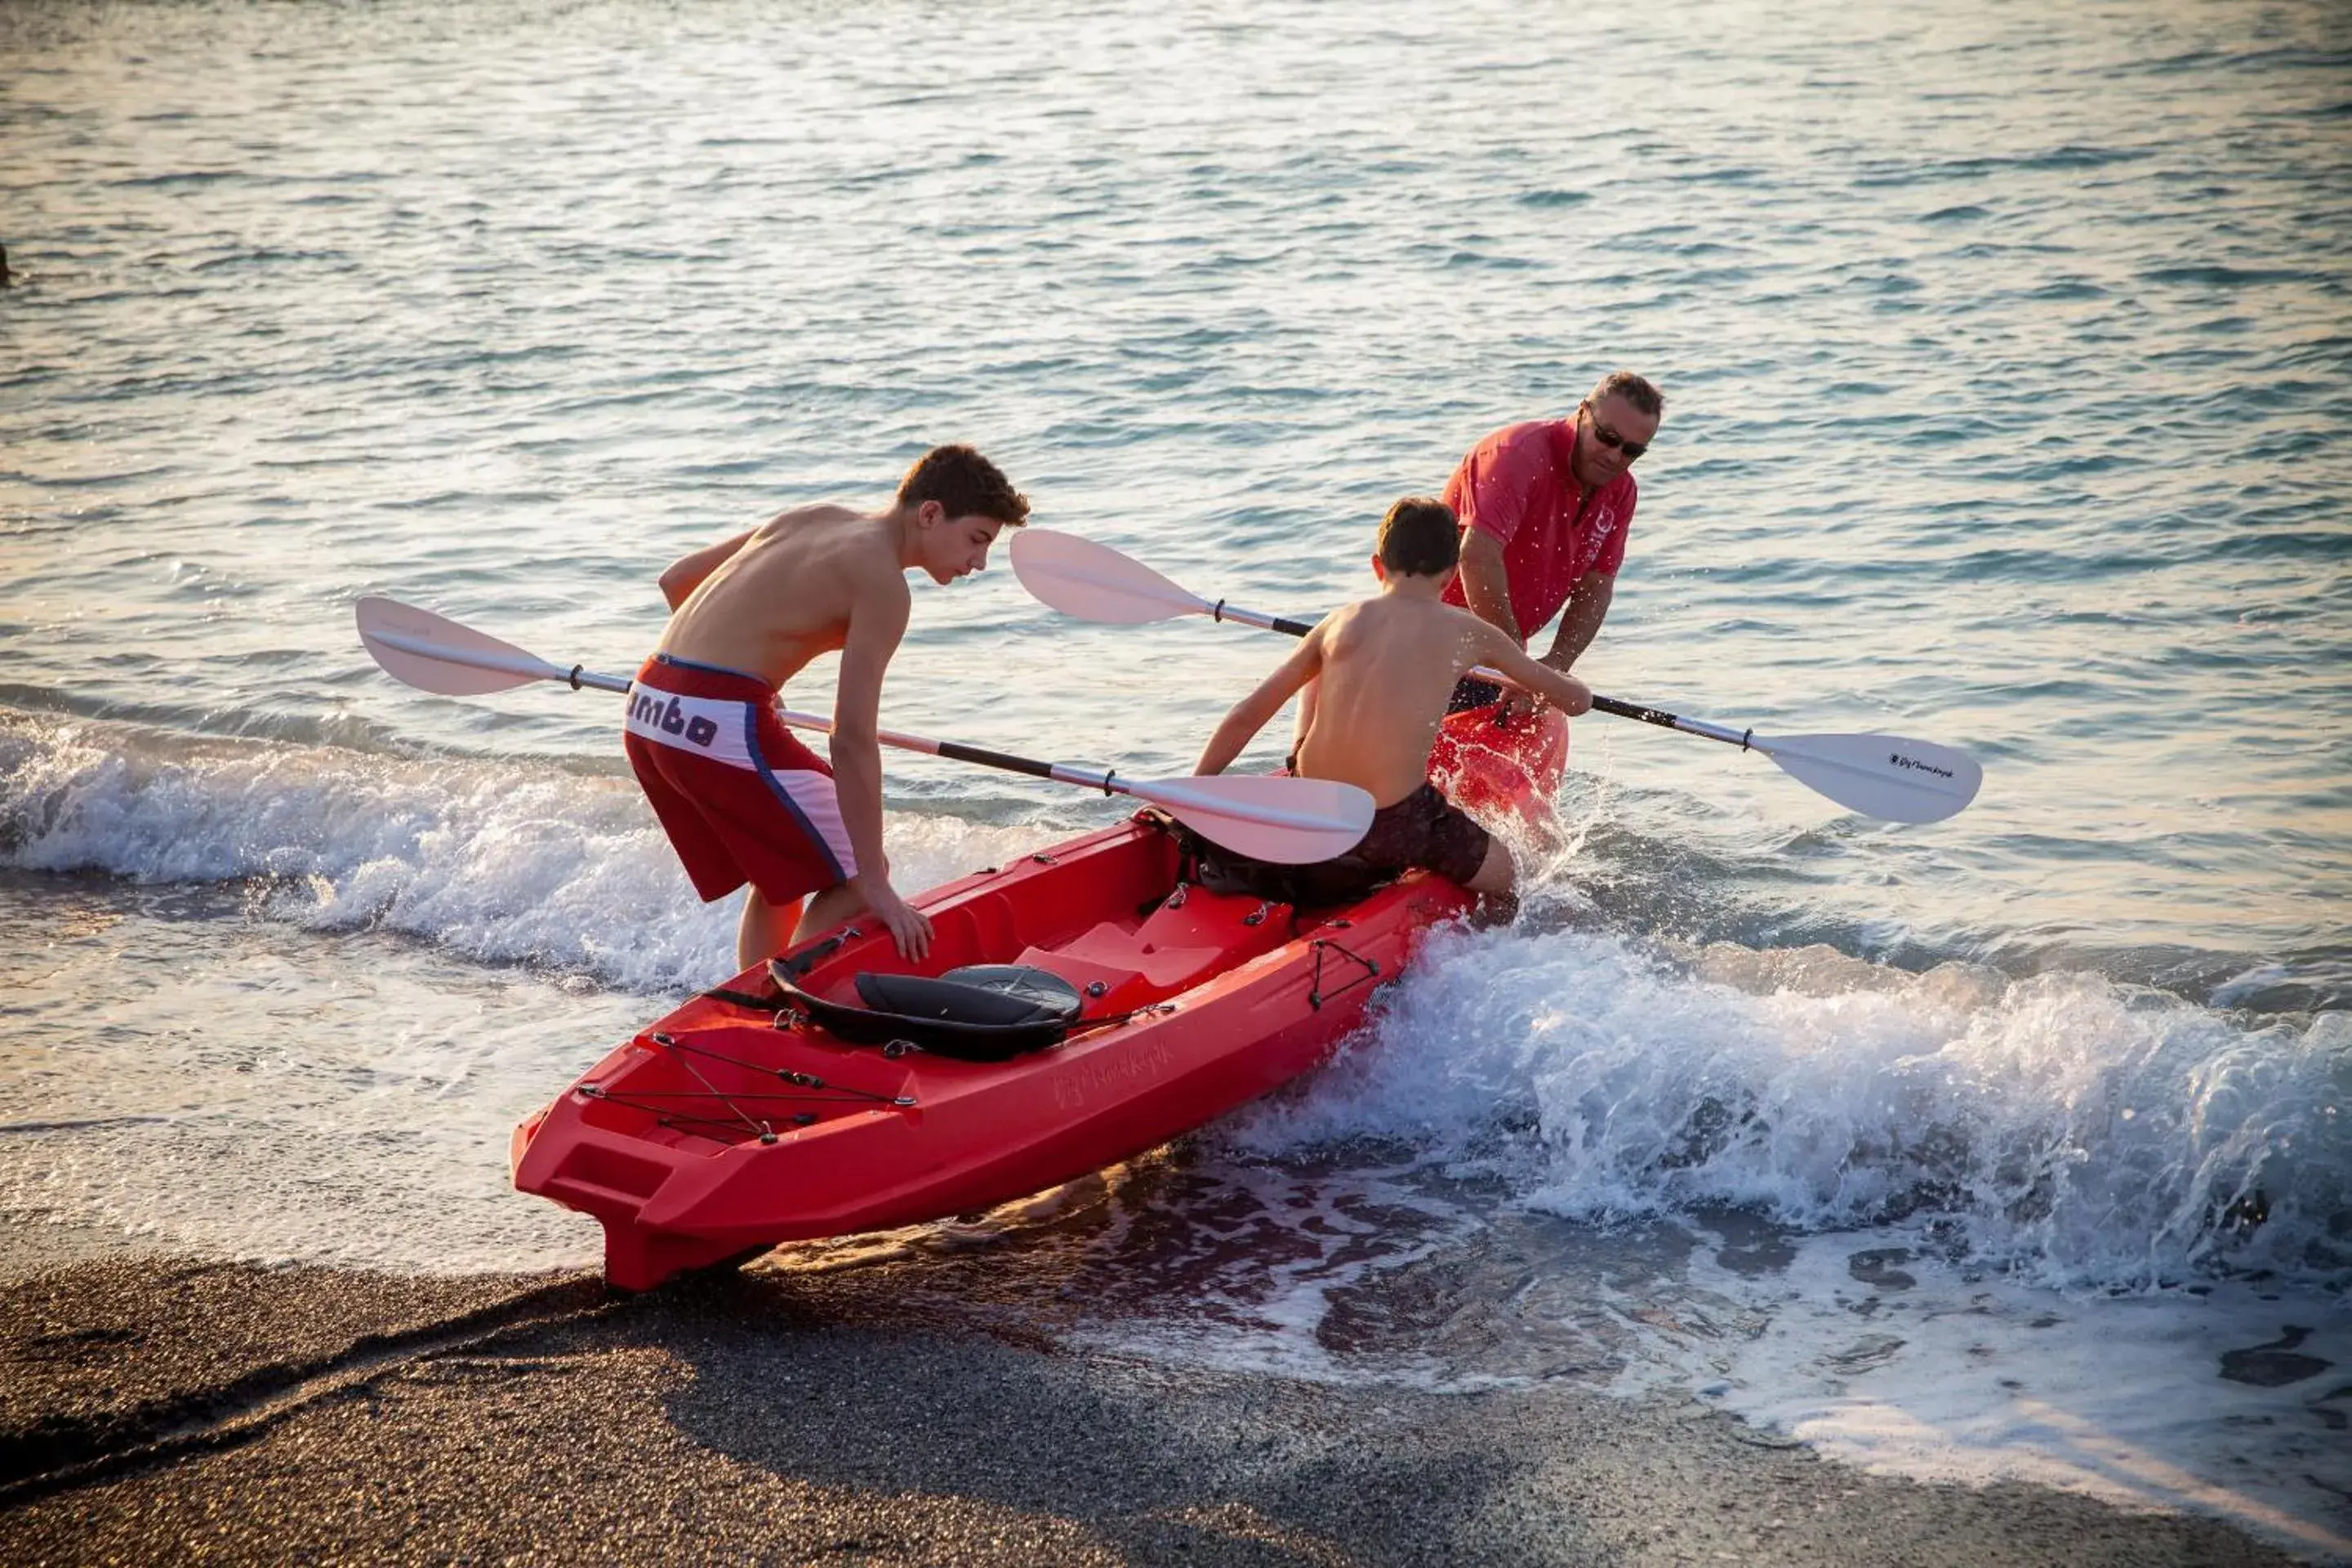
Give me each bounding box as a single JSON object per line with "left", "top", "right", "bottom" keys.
{"left": 1, "top": 1245, "right": 2305, "bottom": 1568}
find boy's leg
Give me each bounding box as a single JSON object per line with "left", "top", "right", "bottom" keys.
{"left": 791, "top": 879, "right": 865, "bottom": 947}
{"left": 737, "top": 889, "right": 804, "bottom": 971}
{"left": 737, "top": 874, "right": 862, "bottom": 972}
{"left": 1464, "top": 835, "right": 1518, "bottom": 927}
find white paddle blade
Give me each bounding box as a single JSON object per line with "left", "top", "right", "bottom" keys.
{"left": 1756, "top": 732, "right": 1984, "bottom": 824}
{"left": 1128, "top": 773, "right": 1376, "bottom": 864}
{"left": 356, "top": 596, "right": 566, "bottom": 695}
{"left": 1010, "top": 529, "right": 1211, "bottom": 625}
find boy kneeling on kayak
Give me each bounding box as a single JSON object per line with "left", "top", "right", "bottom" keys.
{"left": 630, "top": 445, "right": 1030, "bottom": 970}
{"left": 1192, "top": 497, "right": 1592, "bottom": 910}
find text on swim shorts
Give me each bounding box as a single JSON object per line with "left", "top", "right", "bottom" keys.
{"left": 624, "top": 684, "right": 763, "bottom": 769}
{"left": 632, "top": 689, "right": 721, "bottom": 748}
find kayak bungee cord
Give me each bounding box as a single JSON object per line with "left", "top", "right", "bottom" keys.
{"left": 581, "top": 1028, "right": 915, "bottom": 1147}
{"left": 1305, "top": 937, "right": 1382, "bottom": 1012}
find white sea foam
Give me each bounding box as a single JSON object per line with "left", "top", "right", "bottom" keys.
{"left": 0, "top": 710, "right": 1054, "bottom": 995}
{"left": 1222, "top": 924, "right": 2351, "bottom": 1295}
{"left": 0, "top": 887, "right": 626, "bottom": 1276}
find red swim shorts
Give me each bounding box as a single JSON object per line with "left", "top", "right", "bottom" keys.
{"left": 622, "top": 653, "right": 858, "bottom": 906}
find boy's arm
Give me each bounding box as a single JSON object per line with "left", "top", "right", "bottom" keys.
{"left": 831, "top": 570, "right": 931, "bottom": 957}
{"left": 657, "top": 530, "right": 755, "bottom": 610}
{"left": 1195, "top": 624, "right": 1328, "bottom": 776}
{"left": 831, "top": 568, "right": 910, "bottom": 878}
{"left": 1468, "top": 617, "right": 1594, "bottom": 715}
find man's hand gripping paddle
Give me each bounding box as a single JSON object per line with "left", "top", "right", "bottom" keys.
{"left": 355, "top": 596, "right": 1374, "bottom": 864}
{"left": 1009, "top": 529, "right": 1984, "bottom": 826}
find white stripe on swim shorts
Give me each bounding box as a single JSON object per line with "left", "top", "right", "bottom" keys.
{"left": 742, "top": 706, "right": 859, "bottom": 880}
{"left": 768, "top": 767, "right": 858, "bottom": 880}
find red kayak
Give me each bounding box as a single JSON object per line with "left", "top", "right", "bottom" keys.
{"left": 512, "top": 702, "right": 1568, "bottom": 1290}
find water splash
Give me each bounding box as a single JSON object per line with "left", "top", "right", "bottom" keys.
{"left": 1224, "top": 924, "right": 2351, "bottom": 1294}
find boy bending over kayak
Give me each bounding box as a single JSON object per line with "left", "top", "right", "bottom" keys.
{"left": 630, "top": 445, "right": 1029, "bottom": 969}
{"left": 1192, "top": 497, "right": 1592, "bottom": 909}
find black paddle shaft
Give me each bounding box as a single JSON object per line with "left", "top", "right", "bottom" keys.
{"left": 933, "top": 738, "right": 1061, "bottom": 782}
{"left": 1233, "top": 596, "right": 1748, "bottom": 748}
{"left": 1592, "top": 694, "right": 1678, "bottom": 727}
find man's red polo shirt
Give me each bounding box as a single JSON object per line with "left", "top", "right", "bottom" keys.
{"left": 1439, "top": 418, "right": 1637, "bottom": 636}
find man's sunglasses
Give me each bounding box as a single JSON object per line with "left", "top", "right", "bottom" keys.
{"left": 1579, "top": 404, "right": 1648, "bottom": 461}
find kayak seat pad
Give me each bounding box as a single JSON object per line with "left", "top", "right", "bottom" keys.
{"left": 769, "top": 960, "right": 1083, "bottom": 1062}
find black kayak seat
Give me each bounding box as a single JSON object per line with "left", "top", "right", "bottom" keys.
{"left": 768, "top": 960, "right": 1084, "bottom": 1062}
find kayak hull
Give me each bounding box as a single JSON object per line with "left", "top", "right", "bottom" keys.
{"left": 513, "top": 702, "right": 1567, "bottom": 1290}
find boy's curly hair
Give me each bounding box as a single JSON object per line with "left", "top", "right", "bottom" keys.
{"left": 897, "top": 445, "right": 1030, "bottom": 526}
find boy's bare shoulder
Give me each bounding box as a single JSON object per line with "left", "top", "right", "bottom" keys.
{"left": 754, "top": 501, "right": 862, "bottom": 539}
{"left": 1435, "top": 599, "right": 1500, "bottom": 639}
{"left": 1312, "top": 596, "right": 1373, "bottom": 648}
{"left": 1410, "top": 600, "right": 1500, "bottom": 666}
{"left": 836, "top": 520, "right": 912, "bottom": 606}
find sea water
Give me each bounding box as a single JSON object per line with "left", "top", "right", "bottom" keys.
{"left": 2, "top": 0, "right": 2346, "bottom": 1555}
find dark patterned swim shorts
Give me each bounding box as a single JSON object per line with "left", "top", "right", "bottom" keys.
{"left": 1200, "top": 781, "right": 1492, "bottom": 906}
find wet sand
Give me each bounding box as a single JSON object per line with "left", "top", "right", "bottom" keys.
{"left": 0, "top": 1253, "right": 2299, "bottom": 1566}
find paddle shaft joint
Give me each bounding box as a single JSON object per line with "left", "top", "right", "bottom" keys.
{"left": 1591, "top": 694, "right": 1749, "bottom": 751}
{"left": 1209, "top": 598, "right": 1319, "bottom": 639}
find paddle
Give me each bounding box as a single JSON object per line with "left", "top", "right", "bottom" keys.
{"left": 1009, "top": 529, "right": 1984, "bottom": 825}
{"left": 354, "top": 597, "right": 1374, "bottom": 864}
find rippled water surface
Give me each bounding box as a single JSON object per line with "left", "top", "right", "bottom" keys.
{"left": 3, "top": 0, "right": 2348, "bottom": 1554}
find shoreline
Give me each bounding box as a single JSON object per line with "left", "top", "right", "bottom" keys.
{"left": 1, "top": 1255, "right": 2303, "bottom": 1566}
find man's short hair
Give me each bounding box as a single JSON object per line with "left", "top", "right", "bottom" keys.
{"left": 1377, "top": 497, "right": 1459, "bottom": 577}
{"left": 1588, "top": 371, "right": 1664, "bottom": 418}
{"left": 897, "top": 444, "right": 1031, "bottom": 526}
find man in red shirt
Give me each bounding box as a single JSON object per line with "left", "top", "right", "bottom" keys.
{"left": 1441, "top": 371, "right": 1664, "bottom": 713}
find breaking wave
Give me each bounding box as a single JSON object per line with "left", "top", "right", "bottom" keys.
{"left": 0, "top": 708, "right": 1045, "bottom": 996}
{"left": 1224, "top": 925, "right": 2350, "bottom": 1295}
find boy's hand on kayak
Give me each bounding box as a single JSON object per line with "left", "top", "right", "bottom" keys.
{"left": 861, "top": 878, "right": 934, "bottom": 962}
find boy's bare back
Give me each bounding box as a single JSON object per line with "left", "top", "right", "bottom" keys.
{"left": 1294, "top": 595, "right": 1499, "bottom": 806}
{"left": 657, "top": 504, "right": 909, "bottom": 689}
